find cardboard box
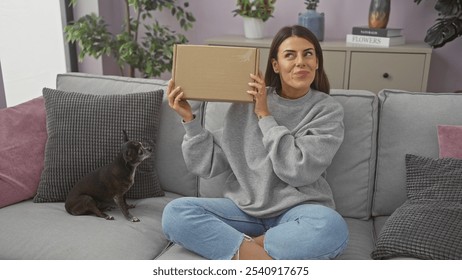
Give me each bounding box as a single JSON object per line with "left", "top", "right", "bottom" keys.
{"left": 172, "top": 44, "right": 260, "bottom": 103}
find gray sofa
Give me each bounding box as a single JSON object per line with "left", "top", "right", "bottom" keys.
{"left": 1, "top": 72, "right": 461, "bottom": 260}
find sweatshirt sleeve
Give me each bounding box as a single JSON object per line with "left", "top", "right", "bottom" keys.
{"left": 258, "top": 100, "right": 344, "bottom": 187}
{"left": 181, "top": 117, "right": 230, "bottom": 179}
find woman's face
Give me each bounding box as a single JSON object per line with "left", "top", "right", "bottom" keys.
{"left": 272, "top": 36, "right": 318, "bottom": 96}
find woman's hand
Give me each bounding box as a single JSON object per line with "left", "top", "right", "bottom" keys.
{"left": 167, "top": 79, "right": 194, "bottom": 122}
{"left": 247, "top": 73, "right": 270, "bottom": 119}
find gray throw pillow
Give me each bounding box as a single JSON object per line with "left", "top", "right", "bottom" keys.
{"left": 371, "top": 154, "right": 462, "bottom": 259}
{"left": 34, "top": 88, "right": 164, "bottom": 202}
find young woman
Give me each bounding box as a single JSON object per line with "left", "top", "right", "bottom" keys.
{"left": 162, "top": 25, "right": 348, "bottom": 260}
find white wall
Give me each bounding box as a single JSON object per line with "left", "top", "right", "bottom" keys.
{"left": 0, "top": 0, "right": 68, "bottom": 107}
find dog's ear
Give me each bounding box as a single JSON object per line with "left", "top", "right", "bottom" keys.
{"left": 122, "top": 129, "right": 129, "bottom": 142}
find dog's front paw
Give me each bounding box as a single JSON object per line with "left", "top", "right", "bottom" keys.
{"left": 131, "top": 216, "right": 140, "bottom": 222}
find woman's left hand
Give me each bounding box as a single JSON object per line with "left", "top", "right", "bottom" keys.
{"left": 248, "top": 73, "right": 271, "bottom": 119}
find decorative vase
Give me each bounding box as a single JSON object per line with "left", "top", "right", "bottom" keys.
{"left": 298, "top": 9, "right": 325, "bottom": 41}
{"left": 242, "top": 17, "right": 264, "bottom": 39}
{"left": 368, "top": 0, "right": 391, "bottom": 29}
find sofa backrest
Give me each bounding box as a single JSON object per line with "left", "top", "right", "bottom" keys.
{"left": 200, "top": 89, "right": 378, "bottom": 220}
{"left": 373, "top": 89, "right": 462, "bottom": 216}
{"left": 328, "top": 90, "right": 378, "bottom": 220}
{"left": 198, "top": 102, "right": 233, "bottom": 199}
{"left": 56, "top": 73, "right": 200, "bottom": 197}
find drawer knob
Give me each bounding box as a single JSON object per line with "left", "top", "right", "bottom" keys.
{"left": 383, "top": 73, "right": 390, "bottom": 78}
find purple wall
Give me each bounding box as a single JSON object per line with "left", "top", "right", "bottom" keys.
{"left": 150, "top": 0, "right": 462, "bottom": 93}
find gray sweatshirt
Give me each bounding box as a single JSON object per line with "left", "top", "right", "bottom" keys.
{"left": 182, "top": 87, "right": 344, "bottom": 218}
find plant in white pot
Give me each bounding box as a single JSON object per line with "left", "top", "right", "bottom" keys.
{"left": 232, "top": 0, "right": 276, "bottom": 39}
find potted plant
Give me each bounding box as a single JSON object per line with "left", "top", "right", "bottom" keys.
{"left": 298, "top": 0, "right": 325, "bottom": 41}
{"left": 304, "top": 0, "right": 319, "bottom": 10}
{"left": 64, "top": 0, "right": 195, "bottom": 78}
{"left": 414, "top": 0, "right": 462, "bottom": 48}
{"left": 232, "top": 0, "right": 276, "bottom": 39}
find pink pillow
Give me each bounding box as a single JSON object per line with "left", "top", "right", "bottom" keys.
{"left": 0, "top": 97, "right": 47, "bottom": 208}
{"left": 438, "top": 125, "right": 462, "bottom": 159}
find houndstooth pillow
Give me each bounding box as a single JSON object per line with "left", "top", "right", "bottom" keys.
{"left": 371, "top": 154, "right": 462, "bottom": 259}
{"left": 34, "top": 88, "right": 164, "bottom": 202}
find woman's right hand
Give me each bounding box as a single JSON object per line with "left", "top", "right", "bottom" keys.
{"left": 167, "top": 79, "right": 194, "bottom": 122}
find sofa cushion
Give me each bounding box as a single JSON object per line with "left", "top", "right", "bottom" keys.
{"left": 0, "top": 192, "right": 180, "bottom": 259}
{"left": 327, "top": 90, "right": 378, "bottom": 219}
{"left": 371, "top": 154, "right": 462, "bottom": 259}
{"left": 199, "top": 90, "right": 378, "bottom": 220}
{"left": 55, "top": 73, "right": 202, "bottom": 197}
{"left": 336, "top": 218, "right": 375, "bottom": 260}
{"left": 438, "top": 125, "right": 462, "bottom": 159}
{"left": 0, "top": 97, "right": 47, "bottom": 208}
{"left": 35, "top": 88, "right": 164, "bottom": 202}
{"left": 374, "top": 90, "right": 462, "bottom": 216}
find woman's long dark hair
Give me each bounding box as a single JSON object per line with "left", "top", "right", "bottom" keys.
{"left": 264, "top": 25, "right": 330, "bottom": 94}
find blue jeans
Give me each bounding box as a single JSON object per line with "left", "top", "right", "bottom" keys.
{"left": 162, "top": 197, "right": 349, "bottom": 260}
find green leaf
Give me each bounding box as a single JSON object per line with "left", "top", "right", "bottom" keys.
{"left": 65, "top": 0, "right": 195, "bottom": 77}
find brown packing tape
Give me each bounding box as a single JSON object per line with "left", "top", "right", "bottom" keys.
{"left": 172, "top": 44, "right": 259, "bottom": 103}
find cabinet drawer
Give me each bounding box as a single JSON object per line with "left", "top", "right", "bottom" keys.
{"left": 323, "top": 50, "right": 346, "bottom": 89}
{"left": 349, "top": 52, "right": 426, "bottom": 93}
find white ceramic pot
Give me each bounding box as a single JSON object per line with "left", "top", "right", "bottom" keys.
{"left": 242, "top": 17, "right": 264, "bottom": 39}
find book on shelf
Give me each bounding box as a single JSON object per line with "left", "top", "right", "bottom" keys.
{"left": 346, "top": 34, "right": 405, "bottom": 47}
{"left": 352, "top": 26, "right": 402, "bottom": 37}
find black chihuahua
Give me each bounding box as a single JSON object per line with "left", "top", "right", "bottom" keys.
{"left": 65, "top": 130, "right": 151, "bottom": 222}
